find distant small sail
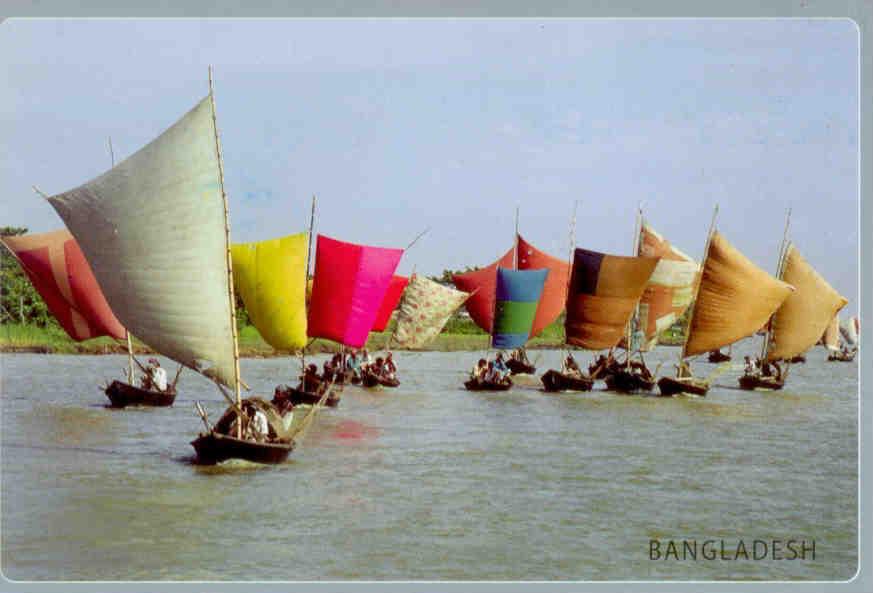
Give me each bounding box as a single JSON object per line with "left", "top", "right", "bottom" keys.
{"left": 452, "top": 235, "right": 568, "bottom": 337}
{"left": 45, "top": 96, "right": 238, "bottom": 387}
{"left": 0, "top": 229, "right": 126, "bottom": 341}
{"left": 307, "top": 235, "right": 403, "bottom": 348}
{"left": 636, "top": 222, "right": 698, "bottom": 350}
{"left": 564, "top": 248, "right": 659, "bottom": 351}
{"left": 371, "top": 275, "right": 409, "bottom": 332}
{"left": 231, "top": 232, "right": 309, "bottom": 351}
{"left": 822, "top": 314, "right": 841, "bottom": 351}
{"left": 391, "top": 274, "right": 470, "bottom": 349}
{"left": 492, "top": 267, "right": 548, "bottom": 349}
{"left": 766, "top": 245, "right": 847, "bottom": 361}
{"left": 684, "top": 231, "right": 793, "bottom": 358}
{"left": 840, "top": 316, "right": 858, "bottom": 347}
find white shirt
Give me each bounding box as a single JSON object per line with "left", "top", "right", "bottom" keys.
{"left": 251, "top": 410, "right": 269, "bottom": 441}
{"left": 151, "top": 366, "right": 168, "bottom": 391}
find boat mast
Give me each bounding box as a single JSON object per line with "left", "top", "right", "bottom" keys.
{"left": 513, "top": 205, "right": 519, "bottom": 270}
{"left": 562, "top": 200, "right": 579, "bottom": 366}
{"left": 208, "top": 66, "right": 243, "bottom": 434}
{"left": 678, "top": 204, "right": 719, "bottom": 366}
{"left": 760, "top": 207, "right": 792, "bottom": 363}
{"left": 107, "top": 135, "right": 136, "bottom": 385}
{"left": 625, "top": 204, "right": 643, "bottom": 369}
{"left": 302, "top": 195, "right": 316, "bottom": 376}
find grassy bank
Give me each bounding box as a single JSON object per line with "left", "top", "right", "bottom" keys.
{"left": 0, "top": 321, "right": 679, "bottom": 356}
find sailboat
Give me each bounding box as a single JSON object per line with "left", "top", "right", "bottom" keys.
{"left": 739, "top": 237, "right": 847, "bottom": 389}
{"left": 464, "top": 267, "right": 548, "bottom": 391}
{"left": 298, "top": 234, "right": 404, "bottom": 392}
{"left": 453, "top": 229, "right": 569, "bottom": 371}
{"left": 656, "top": 210, "right": 794, "bottom": 397}
{"left": 43, "top": 74, "right": 303, "bottom": 464}
{"left": 360, "top": 274, "right": 410, "bottom": 388}
{"left": 0, "top": 231, "right": 182, "bottom": 407}
{"left": 828, "top": 314, "right": 858, "bottom": 361}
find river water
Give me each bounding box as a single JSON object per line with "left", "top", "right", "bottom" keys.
{"left": 0, "top": 340, "right": 858, "bottom": 581}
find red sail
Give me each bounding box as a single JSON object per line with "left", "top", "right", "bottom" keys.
{"left": 1, "top": 229, "right": 126, "bottom": 341}
{"left": 371, "top": 275, "right": 409, "bottom": 332}
{"left": 452, "top": 235, "right": 569, "bottom": 337}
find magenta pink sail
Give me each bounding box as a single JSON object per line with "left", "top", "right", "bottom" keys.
{"left": 307, "top": 235, "right": 404, "bottom": 348}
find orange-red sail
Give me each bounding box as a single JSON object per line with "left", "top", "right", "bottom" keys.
{"left": 452, "top": 235, "right": 568, "bottom": 337}
{"left": 1, "top": 229, "right": 126, "bottom": 341}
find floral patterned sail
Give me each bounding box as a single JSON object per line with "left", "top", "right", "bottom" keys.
{"left": 391, "top": 275, "right": 470, "bottom": 349}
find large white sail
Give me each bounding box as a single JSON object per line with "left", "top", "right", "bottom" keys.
{"left": 46, "top": 96, "right": 237, "bottom": 387}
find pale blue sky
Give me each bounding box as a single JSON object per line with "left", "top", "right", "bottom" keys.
{"left": 0, "top": 19, "right": 859, "bottom": 314}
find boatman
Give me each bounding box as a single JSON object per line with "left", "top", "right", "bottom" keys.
{"left": 494, "top": 352, "right": 509, "bottom": 379}
{"left": 145, "top": 358, "right": 168, "bottom": 392}
{"left": 382, "top": 352, "right": 397, "bottom": 379}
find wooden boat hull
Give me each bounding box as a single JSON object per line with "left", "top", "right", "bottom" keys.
{"left": 464, "top": 378, "right": 512, "bottom": 391}
{"left": 827, "top": 352, "right": 856, "bottom": 362}
{"left": 104, "top": 380, "right": 176, "bottom": 408}
{"left": 738, "top": 374, "right": 784, "bottom": 390}
{"left": 288, "top": 387, "right": 341, "bottom": 407}
{"left": 506, "top": 359, "right": 536, "bottom": 375}
{"left": 789, "top": 355, "right": 806, "bottom": 364}
{"left": 540, "top": 369, "right": 593, "bottom": 392}
{"left": 190, "top": 432, "right": 294, "bottom": 465}
{"left": 361, "top": 371, "right": 400, "bottom": 388}
{"left": 707, "top": 350, "right": 731, "bottom": 363}
{"left": 657, "top": 376, "right": 709, "bottom": 397}
{"left": 604, "top": 371, "right": 655, "bottom": 393}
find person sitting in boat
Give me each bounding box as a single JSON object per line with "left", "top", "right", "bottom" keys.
{"left": 677, "top": 360, "right": 693, "bottom": 378}
{"left": 562, "top": 354, "right": 582, "bottom": 377}
{"left": 630, "top": 359, "right": 653, "bottom": 380}
{"left": 299, "top": 363, "right": 321, "bottom": 393}
{"left": 345, "top": 350, "right": 361, "bottom": 379}
{"left": 471, "top": 358, "right": 488, "bottom": 382}
{"left": 250, "top": 407, "right": 269, "bottom": 443}
{"left": 744, "top": 356, "right": 755, "bottom": 375}
{"left": 382, "top": 352, "right": 397, "bottom": 380}
{"left": 360, "top": 348, "right": 373, "bottom": 371}
{"left": 484, "top": 361, "right": 501, "bottom": 384}
{"left": 142, "top": 358, "right": 168, "bottom": 392}
{"left": 493, "top": 352, "right": 509, "bottom": 379}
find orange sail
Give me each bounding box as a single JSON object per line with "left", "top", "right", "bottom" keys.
{"left": 765, "top": 245, "right": 847, "bottom": 361}
{"left": 452, "top": 235, "right": 568, "bottom": 337}
{"left": 0, "top": 229, "right": 126, "bottom": 341}
{"left": 636, "top": 222, "right": 698, "bottom": 350}
{"left": 684, "top": 231, "right": 793, "bottom": 357}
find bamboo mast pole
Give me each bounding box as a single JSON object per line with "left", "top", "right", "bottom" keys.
{"left": 561, "top": 200, "right": 579, "bottom": 370}
{"left": 760, "top": 207, "right": 792, "bottom": 363}
{"left": 107, "top": 136, "right": 136, "bottom": 385}
{"left": 208, "top": 66, "right": 243, "bottom": 437}
{"left": 678, "top": 204, "right": 719, "bottom": 372}
{"left": 625, "top": 204, "right": 643, "bottom": 370}
{"left": 301, "top": 195, "right": 316, "bottom": 382}
{"left": 513, "top": 205, "right": 520, "bottom": 270}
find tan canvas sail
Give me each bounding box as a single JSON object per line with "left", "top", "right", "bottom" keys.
{"left": 822, "top": 313, "right": 841, "bottom": 351}
{"left": 392, "top": 274, "right": 472, "bottom": 349}
{"left": 765, "top": 245, "right": 847, "bottom": 361}
{"left": 45, "top": 96, "right": 238, "bottom": 387}
{"left": 683, "top": 231, "right": 793, "bottom": 357}
{"left": 637, "top": 222, "right": 698, "bottom": 350}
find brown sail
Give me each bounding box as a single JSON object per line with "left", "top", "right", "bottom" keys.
{"left": 683, "top": 231, "right": 793, "bottom": 357}
{"left": 765, "top": 245, "right": 847, "bottom": 361}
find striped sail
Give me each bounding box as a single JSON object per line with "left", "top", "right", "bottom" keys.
{"left": 45, "top": 96, "right": 238, "bottom": 387}
{"left": 307, "top": 235, "right": 403, "bottom": 348}
{"left": 0, "top": 229, "right": 126, "bottom": 341}
{"left": 231, "top": 232, "right": 309, "bottom": 351}
{"left": 371, "top": 275, "right": 409, "bottom": 332}
{"left": 452, "top": 235, "right": 568, "bottom": 337}
{"left": 684, "top": 232, "right": 793, "bottom": 358}
{"left": 765, "top": 244, "right": 847, "bottom": 361}
{"left": 492, "top": 267, "right": 548, "bottom": 349}
{"left": 564, "top": 248, "right": 660, "bottom": 351}
{"left": 637, "top": 222, "right": 698, "bottom": 350}
{"left": 392, "top": 274, "right": 470, "bottom": 349}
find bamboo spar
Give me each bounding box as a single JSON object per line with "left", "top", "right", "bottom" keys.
{"left": 760, "top": 207, "right": 792, "bottom": 362}
{"left": 208, "top": 66, "right": 243, "bottom": 438}
{"left": 625, "top": 205, "right": 643, "bottom": 369}
{"left": 107, "top": 135, "right": 135, "bottom": 385}
{"left": 678, "top": 204, "right": 719, "bottom": 366}
{"left": 301, "top": 195, "right": 316, "bottom": 378}
{"left": 561, "top": 201, "right": 579, "bottom": 367}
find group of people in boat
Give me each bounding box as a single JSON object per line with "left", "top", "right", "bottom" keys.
{"left": 469, "top": 351, "right": 513, "bottom": 386}
{"left": 743, "top": 356, "right": 786, "bottom": 380}
{"left": 297, "top": 348, "right": 400, "bottom": 393}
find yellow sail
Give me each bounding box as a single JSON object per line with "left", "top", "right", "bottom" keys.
{"left": 684, "top": 231, "right": 793, "bottom": 357}
{"left": 231, "top": 233, "right": 308, "bottom": 351}
{"left": 765, "top": 245, "right": 847, "bottom": 361}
